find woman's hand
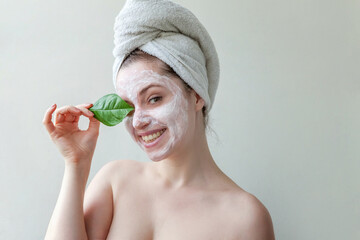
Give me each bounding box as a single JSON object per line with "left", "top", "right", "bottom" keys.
{"left": 43, "top": 103, "right": 100, "bottom": 167}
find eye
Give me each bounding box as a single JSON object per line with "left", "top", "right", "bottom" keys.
{"left": 149, "top": 96, "right": 162, "bottom": 104}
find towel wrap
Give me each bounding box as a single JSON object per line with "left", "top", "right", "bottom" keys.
{"left": 113, "top": 0, "right": 220, "bottom": 112}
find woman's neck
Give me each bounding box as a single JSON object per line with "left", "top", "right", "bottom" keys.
{"left": 151, "top": 126, "right": 226, "bottom": 190}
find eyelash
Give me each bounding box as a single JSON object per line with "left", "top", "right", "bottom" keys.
{"left": 149, "top": 96, "right": 162, "bottom": 104}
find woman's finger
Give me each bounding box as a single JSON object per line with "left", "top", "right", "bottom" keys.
{"left": 55, "top": 113, "right": 65, "bottom": 124}
{"left": 57, "top": 105, "right": 82, "bottom": 115}
{"left": 75, "top": 103, "right": 94, "bottom": 117}
{"left": 76, "top": 103, "right": 93, "bottom": 109}
{"left": 43, "top": 104, "right": 56, "bottom": 133}
{"left": 88, "top": 116, "right": 100, "bottom": 133}
{"left": 64, "top": 114, "right": 76, "bottom": 122}
{"left": 54, "top": 106, "right": 82, "bottom": 124}
{"left": 73, "top": 115, "right": 80, "bottom": 122}
{"left": 53, "top": 104, "right": 94, "bottom": 124}
{"left": 75, "top": 106, "right": 94, "bottom": 118}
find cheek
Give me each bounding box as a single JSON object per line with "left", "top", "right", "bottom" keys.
{"left": 150, "top": 96, "right": 186, "bottom": 125}
{"left": 158, "top": 95, "right": 189, "bottom": 135}
{"left": 149, "top": 107, "right": 176, "bottom": 124}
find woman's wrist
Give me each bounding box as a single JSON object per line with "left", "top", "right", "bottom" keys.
{"left": 64, "top": 155, "right": 92, "bottom": 168}
{"left": 64, "top": 160, "right": 92, "bottom": 185}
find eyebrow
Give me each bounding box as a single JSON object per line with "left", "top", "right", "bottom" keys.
{"left": 139, "top": 84, "right": 164, "bottom": 96}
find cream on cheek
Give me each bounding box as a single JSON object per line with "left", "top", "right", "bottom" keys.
{"left": 117, "top": 70, "right": 189, "bottom": 161}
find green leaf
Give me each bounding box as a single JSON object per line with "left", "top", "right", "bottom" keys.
{"left": 89, "top": 93, "right": 134, "bottom": 127}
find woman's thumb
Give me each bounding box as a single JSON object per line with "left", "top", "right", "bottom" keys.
{"left": 88, "top": 116, "right": 100, "bottom": 132}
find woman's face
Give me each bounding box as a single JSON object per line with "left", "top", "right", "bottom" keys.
{"left": 116, "top": 60, "right": 192, "bottom": 161}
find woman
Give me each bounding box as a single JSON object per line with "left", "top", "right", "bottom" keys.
{"left": 43, "top": 0, "right": 275, "bottom": 239}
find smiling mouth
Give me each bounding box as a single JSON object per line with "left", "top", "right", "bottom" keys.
{"left": 140, "top": 129, "right": 166, "bottom": 143}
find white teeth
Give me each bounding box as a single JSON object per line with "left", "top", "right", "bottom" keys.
{"left": 141, "top": 129, "right": 165, "bottom": 143}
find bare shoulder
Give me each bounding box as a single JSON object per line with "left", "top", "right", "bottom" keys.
{"left": 83, "top": 159, "right": 145, "bottom": 239}
{"left": 96, "top": 159, "right": 144, "bottom": 174}
{"left": 97, "top": 159, "right": 145, "bottom": 182}
{"left": 225, "top": 189, "right": 275, "bottom": 240}
{"left": 96, "top": 159, "right": 148, "bottom": 191}
{"left": 100, "top": 158, "right": 143, "bottom": 170}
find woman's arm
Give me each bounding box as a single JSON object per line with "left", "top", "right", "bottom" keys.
{"left": 83, "top": 161, "right": 115, "bottom": 239}
{"left": 45, "top": 164, "right": 90, "bottom": 240}
{"left": 43, "top": 103, "right": 101, "bottom": 240}
{"left": 45, "top": 157, "right": 115, "bottom": 240}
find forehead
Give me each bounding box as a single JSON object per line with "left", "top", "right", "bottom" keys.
{"left": 116, "top": 60, "right": 183, "bottom": 94}
{"left": 117, "top": 60, "right": 160, "bottom": 82}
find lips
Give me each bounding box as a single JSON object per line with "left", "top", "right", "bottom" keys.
{"left": 138, "top": 128, "right": 167, "bottom": 147}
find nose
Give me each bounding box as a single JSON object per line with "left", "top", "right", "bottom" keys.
{"left": 132, "top": 108, "right": 150, "bottom": 129}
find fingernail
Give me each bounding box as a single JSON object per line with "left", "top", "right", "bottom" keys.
{"left": 51, "top": 104, "right": 56, "bottom": 108}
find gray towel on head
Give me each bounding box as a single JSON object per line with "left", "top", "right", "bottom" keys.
{"left": 112, "top": 0, "right": 220, "bottom": 112}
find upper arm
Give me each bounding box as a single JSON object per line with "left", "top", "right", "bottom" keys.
{"left": 237, "top": 194, "right": 275, "bottom": 240}
{"left": 83, "top": 161, "right": 118, "bottom": 240}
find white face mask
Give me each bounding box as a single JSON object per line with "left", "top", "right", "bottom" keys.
{"left": 116, "top": 69, "right": 189, "bottom": 161}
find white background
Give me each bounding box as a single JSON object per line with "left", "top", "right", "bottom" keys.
{"left": 0, "top": 0, "right": 359, "bottom": 239}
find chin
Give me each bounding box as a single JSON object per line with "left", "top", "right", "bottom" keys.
{"left": 146, "top": 147, "right": 173, "bottom": 162}
{"left": 149, "top": 156, "right": 166, "bottom": 162}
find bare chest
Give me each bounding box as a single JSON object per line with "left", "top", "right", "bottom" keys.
{"left": 106, "top": 186, "right": 239, "bottom": 240}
